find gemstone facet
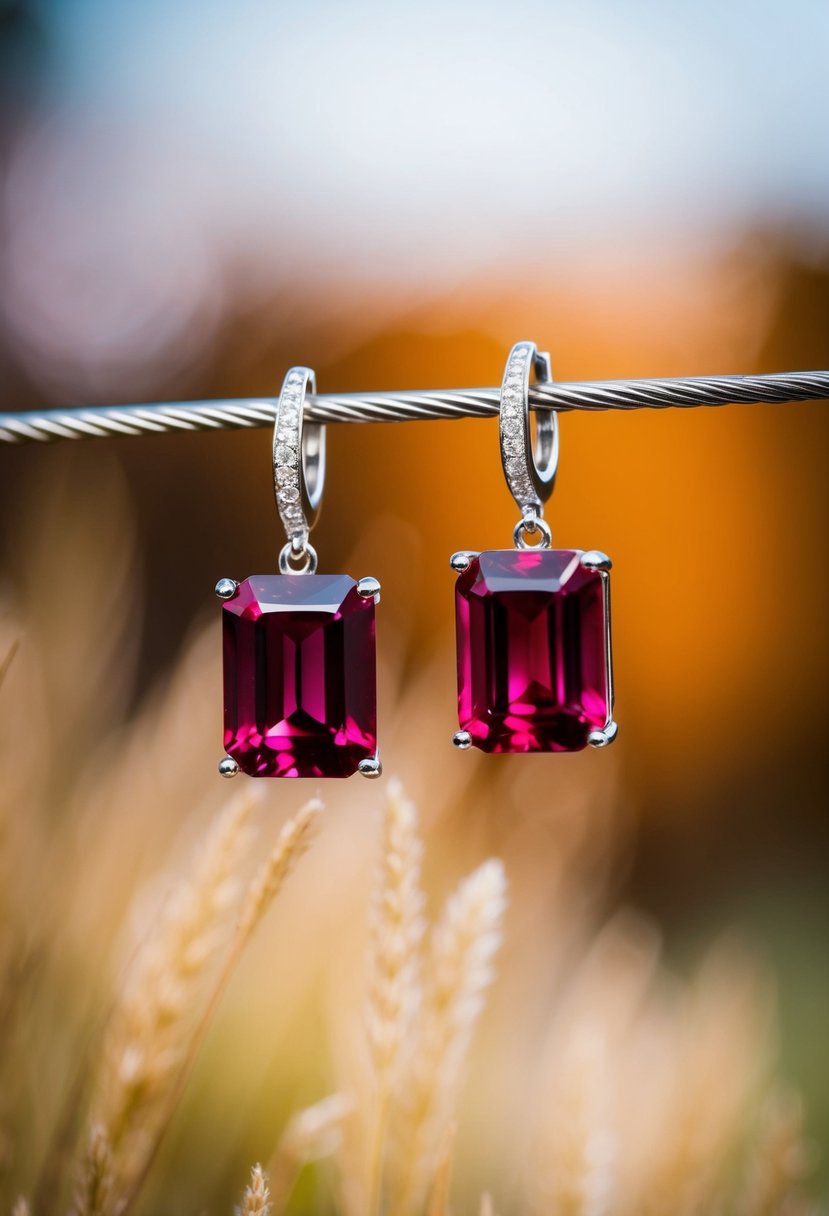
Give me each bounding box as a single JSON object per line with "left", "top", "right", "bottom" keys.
{"left": 222, "top": 574, "right": 377, "bottom": 777}
{"left": 454, "top": 549, "right": 610, "bottom": 753}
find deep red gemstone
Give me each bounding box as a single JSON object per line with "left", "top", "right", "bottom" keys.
{"left": 455, "top": 550, "right": 608, "bottom": 753}
{"left": 222, "top": 575, "right": 376, "bottom": 777}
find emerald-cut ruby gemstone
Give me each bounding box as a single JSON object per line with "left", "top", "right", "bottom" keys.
{"left": 455, "top": 549, "right": 608, "bottom": 753}
{"left": 222, "top": 574, "right": 376, "bottom": 777}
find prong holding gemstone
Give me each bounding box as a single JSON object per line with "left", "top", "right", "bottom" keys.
{"left": 587, "top": 720, "right": 619, "bottom": 748}
{"left": 452, "top": 730, "right": 472, "bottom": 750}
{"left": 450, "top": 551, "right": 478, "bottom": 573}
{"left": 218, "top": 755, "right": 240, "bottom": 777}
{"left": 358, "top": 756, "right": 383, "bottom": 778}
{"left": 357, "top": 576, "right": 381, "bottom": 603}
{"left": 580, "top": 551, "right": 613, "bottom": 572}
{"left": 215, "top": 577, "right": 239, "bottom": 600}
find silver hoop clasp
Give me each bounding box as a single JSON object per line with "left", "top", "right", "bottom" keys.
{"left": 499, "top": 341, "right": 558, "bottom": 518}
{"left": 273, "top": 366, "right": 326, "bottom": 572}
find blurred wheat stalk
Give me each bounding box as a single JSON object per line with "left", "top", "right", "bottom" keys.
{"left": 0, "top": 456, "right": 823, "bottom": 1215}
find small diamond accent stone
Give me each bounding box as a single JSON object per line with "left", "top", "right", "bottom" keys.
{"left": 279, "top": 486, "right": 300, "bottom": 504}
{"left": 275, "top": 444, "right": 295, "bottom": 465}
{"left": 276, "top": 465, "right": 295, "bottom": 487}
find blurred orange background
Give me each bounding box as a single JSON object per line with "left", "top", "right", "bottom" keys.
{"left": 1, "top": 0, "right": 827, "bottom": 1196}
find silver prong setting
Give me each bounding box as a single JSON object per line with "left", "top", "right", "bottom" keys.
{"left": 358, "top": 756, "right": 383, "bottom": 779}
{"left": 587, "top": 720, "right": 619, "bottom": 748}
{"left": 580, "top": 550, "right": 613, "bottom": 572}
{"left": 452, "top": 730, "right": 473, "bottom": 750}
{"left": 218, "top": 755, "right": 240, "bottom": 777}
{"left": 215, "top": 577, "right": 239, "bottom": 601}
{"left": 450, "top": 551, "right": 478, "bottom": 573}
{"left": 357, "top": 576, "right": 381, "bottom": 603}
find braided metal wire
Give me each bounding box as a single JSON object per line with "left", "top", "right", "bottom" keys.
{"left": 1, "top": 371, "right": 827, "bottom": 444}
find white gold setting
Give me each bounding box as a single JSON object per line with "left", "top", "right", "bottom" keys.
{"left": 452, "top": 730, "right": 472, "bottom": 750}
{"left": 513, "top": 515, "right": 553, "bottom": 550}
{"left": 278, "top": 541, "right": 318, "bottom": 575}
{"left": 580, "top": 550, "right": 613, "bottom": 572}
{"left": 218, "top": 755, "right": 239, "bottom": 778}
{"left": 588, "top": 721, "right": 619, "bottom": 748}
{"left": 273, "top": 366, "right": 326, "bottom": 573}
{"left": 214, "top": 577, "right": 239, "bottom": 600}
{"left": 358, "top": 756, "right": 383, "bottom": 778}
{"left": 449, "top": 551, "right": 479, "bottom": 572}
{"left": 499, "top": 341, "right": 559, "bottom": 534}
{"left": 357, "top": 576, "right": 381, "bottom": 603}
{"left": 586, "top": 556, "right": 617, "bottom": 748}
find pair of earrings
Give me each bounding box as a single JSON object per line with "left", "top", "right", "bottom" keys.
{"left": 215, "top": 342, "right": 617, "bottom": 780}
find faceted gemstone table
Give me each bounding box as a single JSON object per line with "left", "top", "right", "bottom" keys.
{"left": 454, "top": 550, "right": 608, "bottom": 753}
{"left": 222, "top": 574, "right": 377, "bottom": 777}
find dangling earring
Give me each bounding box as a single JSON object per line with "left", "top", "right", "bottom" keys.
{"left": 215, "top": 367, "right": 382, "bottom": 779}
{"left": 450, "top": 341, "right": 617, "bottom": 754}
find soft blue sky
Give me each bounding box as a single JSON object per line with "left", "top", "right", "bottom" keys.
{"left": 3, "top": 0, "right": 828, "bottom": 399}
{"left": 40, "top": 0, "right": 829, "bottom": 270}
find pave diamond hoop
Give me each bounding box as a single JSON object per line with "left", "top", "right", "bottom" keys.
{"left": 273, "top": 366, "right": 326, "bottom": 572}
{"left": 499, "top": 341, "right": 558, "bottom": 533}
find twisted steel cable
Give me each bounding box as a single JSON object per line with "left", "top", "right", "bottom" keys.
{"left": 1, "top": 370, "right": 827, "bottom": 445}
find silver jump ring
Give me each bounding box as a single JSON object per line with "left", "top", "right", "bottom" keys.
{"left": 278, "top": 539, "right": 318, "bottom": 575}
{"left": 273, "top": 367, "right": 326, "bottom": 555}
{"left": 513, "top": 514, "right": 553, "bottom": 550}
{"left": 499, "top": 340, "right": 558, "bottom": 514}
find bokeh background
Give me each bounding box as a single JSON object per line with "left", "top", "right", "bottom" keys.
{"left": 1, "top": 0, "right": 828, "bottom": 1209}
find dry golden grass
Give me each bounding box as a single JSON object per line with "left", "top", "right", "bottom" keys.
{"left": 363, "top": 777, "right": 425, "bottom": 1214}
{"left": 331, "top": 787, "right": 508, "bottom": 1216}
{"left": 236, "top": 799, "right": 322, "bottom": 950}
{"left": 387, "top": 856, "right": 508, "bottom": 1216}
{"left": 532, "top": 1022, "right": 615, "bottom": 1216}
{"left": 0, "top": 461, "right": 824, "bottom": 1215}
{"left": 89, "top": 790, "right": 256, "bottom": 1185}
{"left": 736, "top": 1091, "right": 816, "bottom": 1216}
{"left": 236, "top": 1165, "right": 272, "bottom": 1216}
{"left": 264, "top": 1094, "right": 353, "bottom": 1211}
{"left": 60, "top": 788, "right": 322, "bottom": 1216}
{"left": 70, "top": 1126, "right": 113, "bottom": 1216}
{"left": 423, "top": 1124, "right": 455, "bottom": 1216}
